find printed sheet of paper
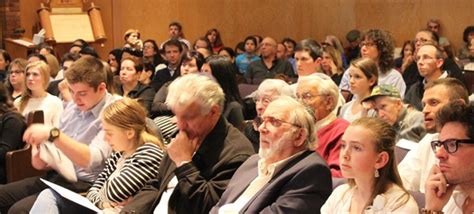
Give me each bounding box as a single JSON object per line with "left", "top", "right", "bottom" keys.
{"left": 40, "top": 178, "right": 102, "bottom": 213}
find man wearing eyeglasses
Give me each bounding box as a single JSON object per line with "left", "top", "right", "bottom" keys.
{"left": 398, "top": 78, "right": 470, "bottom": 194}
{"left": 402, "top": 30, "right": 463, "bottom": 92}
{"left": 210, "top": 96, "right": 332, "bottom": 213}
{"left": 404, "top": 43, "right": 447, "bottom": 111}
{"left": 297, "top": 74, "right": 349, "bottom": 178}
{"left": 423, "top": 102, "right": 474, "bottom": 213}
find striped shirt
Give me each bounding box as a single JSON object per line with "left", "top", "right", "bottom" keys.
{"left": 86, "top": 142, "right": 164, "bottom": 205}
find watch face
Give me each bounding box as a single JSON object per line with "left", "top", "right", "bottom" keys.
{"left": 51, "top": 129, "right": 60, "bottom": 137}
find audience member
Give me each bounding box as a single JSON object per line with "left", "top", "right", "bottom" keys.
{"left": 218, "top": 47, "right": 236, "bottom": 63}
{"left": 321, "top": 45, "right": 344, "bottom": 85}
{"left": 234, "top": 41, "right": 245, "bottom": 55}
{"left": 402, "top": 30, "right": 463, "bottom": 90}
{"left": 160, "top": 21, "right": 191, "bottom": 49}
{"left": 0, "top": 56, "right": 118, "bottom": 213}
{"left": 205, "top": 28, "right": 224, "bottom": 53}
{"left": 244, "top": 79, "right": 292, "bottom": 151}
{"left": 404, "top": 43, "right": 447, "bottom": 111}
{"left": 79, "top": 46, "right": 100, "bottom": 59}
{"left": 398, "top": 78, "right": 469, "bottom": 193}
{"left": 0, "top": 83, "right": 26, "bottom": 184}
{"left": 344, "top": 29, "right": 361, "bottom": 63}
{"left": 276, "top": 43, "right": 287, "bottom": 61}
{"left": 150, "top": 39, "right": 183, "bottom": 91}
{"left": 207, "top": 55, "right": 245, "bottom": 129}
{"left": 457, "top": 26, "right": 474, "bottom": 62}
{"left": 321, "top": 117, "right": 419, "bottom": 213}
{"left": 6, "top": 58, "right": 27, "bottom": 100}
{"left": 423, "top": 102, "right": 474, "bottom": 213}
{"left": 0, "top": 49, "right": 11, "bottom": 82}
{"left": 142, "top": 39, "right": 165, "bottom": 69}
{"left": 151, "top": 51, "right": 204, "bottom": 117}
{"left": 139, "top": 62, "right": 155, "bottom": 86}
{"left": 69, "top": 39, "right": 88, "bottom": 54}
{"left": 245, "top": 37, "right": 295, "bottom": 84}
{"left": 47, "top": 53, "right": 81, "bottom": 97}
{"left": 362, "top": 84, "right": 426, "bottom": 143}
{"left": 459, "top": 37, "right": 474, "bottom": 71}
{"left": 394, "top": 40, "right": 415, "bottom": 73}
{"left": 107, "top": 48, "right": 122, "bottom": 75}
{"left": 426, "top": 18, "right": 450, "bottom": 48}
{"left": 323, "top": 35, "right": 348, "bottom": 68}
{"left": 339, "top": 29, "right": 406, "bottom": 100}
{"left": 281, "top": 37, "right": 297, "bottom": 73}
{"left": 235, "top": 36, "right": 260, "bottom": 75}
{"left": 54, "top": 53, "right": 80, "bottom": 81}
{"left": 211, "top": 96, "right": 332, "bottom": 213}
{"left": 30, "top": 98, "right": 165, "bottom": 213}
{"left": 117, "top": 57, "right": 154, "bottom": 112}
{"left": 297, "top": 75, "right": 349, "bottom": 177}
{"left": 42, "top": 53, "right": 60, "bottom": 80}
{"left": 14, "top": 61, "right": 63, "bottom": 127}
{"left": 338, "top": 58, "right": 378, "bottom": 122}
{"left": 193, "top": 37, "right": 212, "bottom": 51}
{"left": 121, "top": 74, "right": 254, "bottom": 213}
{"left": 27, "top": 53, "right": 47, "bottom": 64}
{"left": 123, "top": 29, "right": 143, "bottom": 51}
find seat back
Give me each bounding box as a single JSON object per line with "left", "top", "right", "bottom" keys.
{"left": 5, "top": 110, "right": 46, "bottom": 183}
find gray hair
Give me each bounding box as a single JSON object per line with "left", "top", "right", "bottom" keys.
{"left": 166, "top": 73, "right": 225, "bottom": 114}
{"left": 257, "top": 79, "right": 293, "bottom": 98}
{"left": 298, "top": 74, "right": 340, "bottom": 111}
{"left": 268, "top": 96, "right": 317, "bottom": 149}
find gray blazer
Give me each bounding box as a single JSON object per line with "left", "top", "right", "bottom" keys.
{"left": 210, "top": 151, "right": 332, "bottom": 214}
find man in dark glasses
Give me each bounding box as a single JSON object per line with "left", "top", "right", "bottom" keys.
{"left": 423, "top": 102, "right": 474, "bottom": 213}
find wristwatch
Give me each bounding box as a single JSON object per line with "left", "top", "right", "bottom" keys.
{"left": 48, "top": 127, "right": 60, "bottom": 142}
{"left": 421, "top": 208, "right": 444, "bottom": 214}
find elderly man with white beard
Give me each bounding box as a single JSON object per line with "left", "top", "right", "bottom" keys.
{"left": 210, "top": 96, "right": 332, "bottom": 214}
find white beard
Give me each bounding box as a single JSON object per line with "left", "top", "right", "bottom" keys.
{"left": 258, "top": 132, "right": 293, "bottom": 160}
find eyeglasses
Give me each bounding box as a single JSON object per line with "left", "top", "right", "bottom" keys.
{"left": 431, "top": 139, "right": 474, "bottom": 154}
{"left": 258, "top": 116, "right": 302, "bottom": 128}
{"left": 296, "top": 92, "right": 327, "bottom": 102}
{"left": 415, "top": 55, "right": 436, "bottom": 62}
{"left": 359, "top": 41, "right": 376, "bottom": 48}
{"left": 415, "top": 38, "right": 429, "bottom": 44}
{"left": 252, "top": 96, "right": 273, "bottom": 106}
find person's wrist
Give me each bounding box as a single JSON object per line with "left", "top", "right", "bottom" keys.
{"left": 421, "top": 208, "right": 444, "bottom": 214}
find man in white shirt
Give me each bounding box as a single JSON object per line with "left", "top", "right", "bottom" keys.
{"left": 423, "top": 102, "right": 474, "bottom": 213}
{"left": 398, "top": 78, "right": 470, "bottom": 193}
{"left": 210, "top": 96, "right": 332, "bottom": 213}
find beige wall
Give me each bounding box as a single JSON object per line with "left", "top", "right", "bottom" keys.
{"left": 19, "top": 0, "right": 474, "bottom": 60}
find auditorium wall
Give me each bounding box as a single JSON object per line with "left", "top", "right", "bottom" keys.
{"left": 18, "top": 0, "right": 474, "bottom": 60}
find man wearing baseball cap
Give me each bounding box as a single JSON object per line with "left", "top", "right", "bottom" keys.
{"left": 363, "top": 84, "right": 426, "bottom": 143}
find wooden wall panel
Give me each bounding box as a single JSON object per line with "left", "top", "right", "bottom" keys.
{"left": 17, "top": 0, "right": 474, "bottom": 60}
{"left": 114, "top": 0, "right": 473, "bottom": 52}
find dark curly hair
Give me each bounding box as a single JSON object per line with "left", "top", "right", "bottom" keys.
{"left": 362, "top": 29, "right": 395, "bottom": 74}
{"left": 436, "top": 101, "right": 474, "bottom": 140}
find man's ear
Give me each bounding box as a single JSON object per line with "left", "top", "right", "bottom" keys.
{"left": 293, "top": 128, "right": 308, "bottom": 148}
{"left": 98, "top": 82, "right": 107, "bottom": 92}
{"left": 435, "top": 58, "right": 444, "bottom": 69}
{"left": 209, "top": 105, "right": 220, "bottom": 117}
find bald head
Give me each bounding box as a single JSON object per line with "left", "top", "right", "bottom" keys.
{"left": 260, "top": 37, "right": 277, "bottom": 58}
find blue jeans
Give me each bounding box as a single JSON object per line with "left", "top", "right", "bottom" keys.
{"left": 30, "top": 188, "right": 95, "bottom": 214}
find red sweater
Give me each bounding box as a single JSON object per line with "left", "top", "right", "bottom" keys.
{"left": 316, "top": 118, "right": 349, "bottom": 178}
